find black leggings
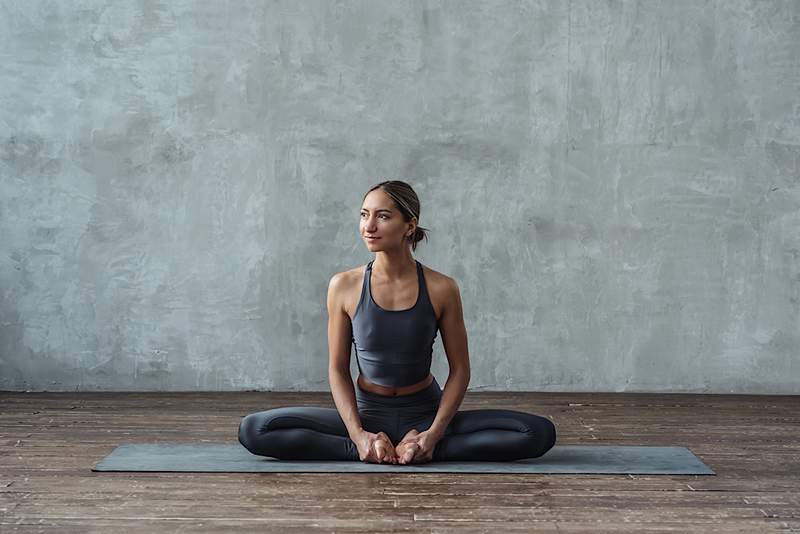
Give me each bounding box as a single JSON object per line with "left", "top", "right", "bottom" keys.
{"left": 238, "top": 376, "right": 557, "bottom": 462}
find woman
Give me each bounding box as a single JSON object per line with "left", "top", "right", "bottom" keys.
{"left": 238, "top": 180, "right": 557, "bottom": 464}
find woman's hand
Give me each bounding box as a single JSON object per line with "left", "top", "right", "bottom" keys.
{"left": 353, "top": 430, "right": 398, "bottom": 464}
{"left": 397, "top": 428, "right": 444, "bottom": 464}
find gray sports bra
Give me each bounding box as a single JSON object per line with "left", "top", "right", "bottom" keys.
{"left": 351, "top": 259, "right": 439, "bottom": 387}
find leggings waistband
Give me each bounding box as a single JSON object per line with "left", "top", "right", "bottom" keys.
{"left": 355, "top": 376, "right": 442, "bottom": 408}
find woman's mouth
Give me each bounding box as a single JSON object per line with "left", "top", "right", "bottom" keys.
{"left": 366, "top": 236, "right": 380, "bottom": 241}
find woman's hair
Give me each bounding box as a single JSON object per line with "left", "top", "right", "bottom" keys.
{"left": 363, "top": 180, "right": 430, "bottom": 251}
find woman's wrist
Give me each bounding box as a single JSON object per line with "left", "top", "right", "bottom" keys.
{"left": 427, "top": 425, "right": 445, "bottom": 440}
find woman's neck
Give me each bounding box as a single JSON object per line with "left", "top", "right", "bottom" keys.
{"left": 372, "top": 252, "right": 416, "bottom": 281}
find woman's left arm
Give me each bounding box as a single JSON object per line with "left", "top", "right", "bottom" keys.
{"left": 428, "top": 276, "right": 471, "bottom": 439}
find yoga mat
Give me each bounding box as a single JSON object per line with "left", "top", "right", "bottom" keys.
{"left": 92, "top": 443, "right": 714, "bottom": 475}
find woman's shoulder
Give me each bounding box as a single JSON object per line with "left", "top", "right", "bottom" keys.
{"left": 419, "top": 262, "right": 458, "bottom": 300}
{"left": 327, "top": 265, "right": 369, "bottom": 320}
{"left": 328, "top": 264, "right": 368, "bottom": 291}
{"left": 418, "top": 261, "right": 450, "bottom": 284}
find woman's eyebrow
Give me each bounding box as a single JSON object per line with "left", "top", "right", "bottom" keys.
{"left": 361, "top": 208, "right": 392, "bottom": 213}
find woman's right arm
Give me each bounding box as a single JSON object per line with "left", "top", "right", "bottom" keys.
{"left": 326, "top": 272, "right": 364, "bottom": 441}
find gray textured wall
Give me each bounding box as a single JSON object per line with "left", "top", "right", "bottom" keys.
{"left": 1, "top": 1, "right": 798, "bottom": 393}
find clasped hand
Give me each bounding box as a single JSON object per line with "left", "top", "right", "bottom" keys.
{"left": 358, "top": 428, "right": 443, "bottom": 464}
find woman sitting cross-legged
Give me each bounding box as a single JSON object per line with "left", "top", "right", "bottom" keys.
{"left": 238, "top": 180, "right": 557, "bottom": 463}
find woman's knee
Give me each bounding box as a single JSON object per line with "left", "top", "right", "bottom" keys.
{"left": 238, "top": 409, "right": 282, "bottom": 451}
{"left": 529, "top": 416, "right": 557, "bottom": 457}
{"left": 238, "top": 412, "right": 262, "bottom": 451}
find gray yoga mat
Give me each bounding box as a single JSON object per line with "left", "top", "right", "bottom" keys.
{"left": 92, "top": 443, "right": 714, "bottom": 474}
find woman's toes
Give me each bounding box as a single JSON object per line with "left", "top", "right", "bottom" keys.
{"left": 373, "top": 432, "right": 396, "bottom": 463}
{"left": 372, "top": 440, "right": 389, "bottom": 462}
{"left": 397, "top": 442, "right": 419, "bottom": 464}
{"left": 404, "top": 444, "right": 419, "bottom": 464}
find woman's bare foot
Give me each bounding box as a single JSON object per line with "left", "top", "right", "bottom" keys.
{"left": 395, "top": 429, "right": 421, "bottom": 464}
{"left": 372, "top": 431, "right": 398, "bottom": 464}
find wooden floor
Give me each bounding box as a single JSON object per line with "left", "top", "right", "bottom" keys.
{"left": 1, "top": 389, "right": 798, "bottom": 533}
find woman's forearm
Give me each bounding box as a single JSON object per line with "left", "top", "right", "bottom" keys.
{"left": 328, "top": 368, "right": 364, "bottom": 440}
{"left": 428, "top": 368, "right": 470, "bottom": 437}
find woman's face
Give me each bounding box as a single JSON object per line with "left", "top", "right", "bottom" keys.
{"left": 360, "top": 189, "right": 415, "bottom": 251}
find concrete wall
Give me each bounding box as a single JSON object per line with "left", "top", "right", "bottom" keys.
{"left": 1, "top": 1, "right": 798, "bottom": 393}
